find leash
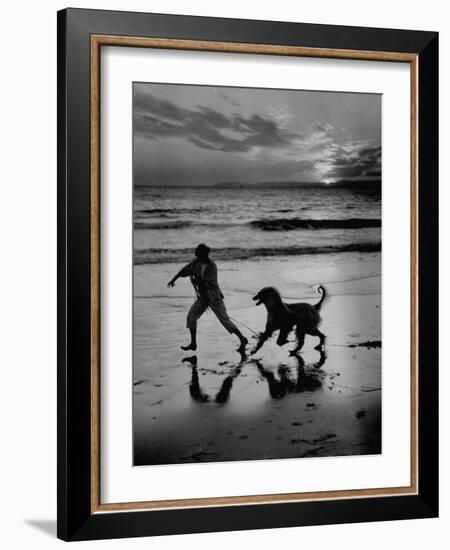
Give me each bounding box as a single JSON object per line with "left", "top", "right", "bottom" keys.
{"left": 228, "top": 316, "right": 260, "bottom": 336}
{"left": 202, "top": 302, "right": 260, "bottom": 336}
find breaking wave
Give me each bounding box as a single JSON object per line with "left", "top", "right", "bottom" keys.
{"left": 134, "top": 242, "right": 381, "bottom": 265}
{"left": 249, "top": 218, "right": 381, "bottom": 231}
{"left": 134, "top": 217, "right": 381, "bottom": 231}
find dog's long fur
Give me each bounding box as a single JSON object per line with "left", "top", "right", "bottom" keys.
{"left": 251, "top": 286, "right": 326, "bottom": 354}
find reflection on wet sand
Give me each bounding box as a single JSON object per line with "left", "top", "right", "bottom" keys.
{"left": 184, "top": 349, "right": 326, "bottom": 404}
{"left": 183, "top": 349, "right": 247, "bottom": 404}
{"left": 134, "top": 343, "right": 381, "bottom": 465}
{"left": 254, "top": 350, "right": 326, "bottom": 399}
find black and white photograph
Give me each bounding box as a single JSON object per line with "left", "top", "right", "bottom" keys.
{"left": 132, "top": 82, "right": 382, "bottom": 466}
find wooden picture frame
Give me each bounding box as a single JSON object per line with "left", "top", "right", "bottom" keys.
{"left": 57, "top": 8, "right": 438, "bottom": 541}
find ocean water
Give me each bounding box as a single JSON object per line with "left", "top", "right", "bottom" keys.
{"left": 133, "top": 186, "right": 381, "bottom": 265}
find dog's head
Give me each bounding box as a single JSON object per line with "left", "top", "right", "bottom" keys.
{"left": 252, "top": 287, "right": 282, "bottom": 308}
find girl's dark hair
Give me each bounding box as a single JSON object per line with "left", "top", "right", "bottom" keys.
{"left": 195, "top": 243, "right": 210, "bottom": 258}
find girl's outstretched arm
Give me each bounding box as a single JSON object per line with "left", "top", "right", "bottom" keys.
{"left": 167, "top": 262, "right": 192, "bottom": 287}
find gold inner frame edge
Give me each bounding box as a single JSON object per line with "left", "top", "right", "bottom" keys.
{"left": 89, "top": 35, "right": 419, "bottom": 514}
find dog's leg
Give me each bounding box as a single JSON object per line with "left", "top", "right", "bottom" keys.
{"left": 314, "top": 348, "right": 327, "bottom": 368}
{"left": 251, "top": 324, "right": 274, "bottom": 354}
{"left": 310, "top": 328, "right": 326, "bottom": 350}
{"left": 251, "top": 331, "right": 271, "bottom": 354}
{"left": 276, "top": 327, "right": 290, "bottom": 347}
{"left": 291, "top": 327, "right": 305, "bottom": 353}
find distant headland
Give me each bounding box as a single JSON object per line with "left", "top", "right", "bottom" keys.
{"left": 213, "top": 180, "right": 381, "bottom": 189}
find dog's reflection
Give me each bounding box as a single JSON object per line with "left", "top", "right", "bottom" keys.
{"left": 183, "top": 349, "right": 247, "bottom": 404}
{"left": 183, "top": 349, "right": 326, "bottom": 404}
{"left": 254, "top": 350, "right": 326, "bottom": 399}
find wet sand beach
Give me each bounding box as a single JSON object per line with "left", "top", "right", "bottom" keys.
{"left": 133, "top": 251, "right": 381, "bottom": 465}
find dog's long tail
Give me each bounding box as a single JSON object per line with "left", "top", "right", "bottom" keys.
{"left": 314, "top": 285, "right": 326, "bottom": 310}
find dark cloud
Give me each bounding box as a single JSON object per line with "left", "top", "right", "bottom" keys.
{"left": 134, "top": 91, "right": 301, "bottom": 153}
{"left": 327, "top": 144, "right": 381, "bottom": 181}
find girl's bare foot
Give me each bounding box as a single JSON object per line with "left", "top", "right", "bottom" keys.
{"left": 181, "top": 343, "right": 197, "bottom": 351}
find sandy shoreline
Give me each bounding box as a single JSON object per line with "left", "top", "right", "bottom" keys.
{"left": 133, "top": 251, "right": 381, "bottom": 466}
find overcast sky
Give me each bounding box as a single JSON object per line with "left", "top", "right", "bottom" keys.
{"left": 133, "top": 82, "right": 381, "bottom": 186}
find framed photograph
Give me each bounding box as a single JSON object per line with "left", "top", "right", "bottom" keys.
{"left": 57, "top": 8, "right": 438, "bottom": 541}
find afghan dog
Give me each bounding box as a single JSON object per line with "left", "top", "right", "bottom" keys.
{"left": 251, "top": 286, "right": 326, "bottom": 354}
